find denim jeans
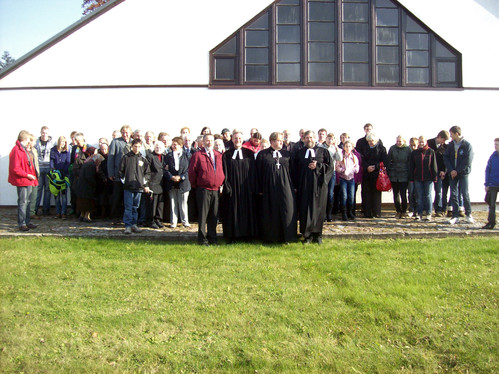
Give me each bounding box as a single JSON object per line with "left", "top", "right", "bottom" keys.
{"left": 17, "top": 186, "right": 33, "bottom": 227}
{"left": 434, "top": 176, "right": 449, "bottom": 213}
{"left": 55, "top": 189, "right": 68, "bottom": 215}
{"left": 449, "top": 176, "right": 471, "bottom": 218}
{"left": 339, "top": 178, "right": 355, "bottom": 208}
{"left": 414, "top": 180, "right": 433, "bottom": 216}
{"left": 123, "top": 190, "right": 142, "bottom": 228}
{"left": 327, "top": 171, "right": 336, "bottom": 206}
{"left": 35, "top": 167, "right": 52, "bottom": 213}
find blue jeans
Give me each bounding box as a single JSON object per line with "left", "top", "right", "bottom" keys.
{"left": 339, "top": 178, "right": 355, "bottom": 207}
{"left": 17, "top": 186, "right": 33, "bottom": 227}
{"left": 123, "top": 190, "right": 142, "bottom": 228}
{"left": 449, "top": 176, "right": 471, "bottom": 218}
{"left": 327, "top": 171, "right": 336, "bottom": 206}
{"left": 434, "top": 176, "right": 449, "bottom": 213}
{"left": 415, "top": 180, "right": 433, "bottom": 216}
{"left": 35, "top": 168, "right": 52, "bottom": 213}
{"left": 55, "top": 189, "right": 68, "bottom": 215}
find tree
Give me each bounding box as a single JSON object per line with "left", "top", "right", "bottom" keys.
{"left": 82, "top": 0, "right": 110, "bottom": 15}
{"left": 0, "top": 51, "right": 16, "bottom": 71}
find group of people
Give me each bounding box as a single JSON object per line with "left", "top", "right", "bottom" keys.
{"left": 8, "top": 123, "right": 499, "bottom": 242}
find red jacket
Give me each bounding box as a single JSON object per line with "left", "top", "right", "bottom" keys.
{"left": 9, "top": 141, "right": 38, "bottom": 187}
{"left": 188, "top": 149, "right": 224, "bottom": 190}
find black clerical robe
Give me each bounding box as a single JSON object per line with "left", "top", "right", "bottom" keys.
{"left": 295, "top": 146, "right": 333, "bottom": 238}
{"left": 221, "top": 147, "right": 257, "bottom": 240}
{"left": 255, "top": 147, "right": 297, "bottom": 243}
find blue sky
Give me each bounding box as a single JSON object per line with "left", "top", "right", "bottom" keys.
{"left": 0, "top": 0, "right": 83, "bottom": 59}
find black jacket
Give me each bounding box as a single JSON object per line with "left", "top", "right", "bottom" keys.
{"left": 164, "top": 150, "right": 191, "bottom": 192}
{"left": 146, "top": 150, "right": 165, "bottom": 194}
{"left": 410, "top": 147, "right": 438, "bottom": 182}
{"left": 119, "top": 151, "right": 150, "bottom": 191}
{"left": 362, "top": 142, "right": 387, "bottom": 182}
{"left": 427, "top": 137, "right": 447, "bottom": 174}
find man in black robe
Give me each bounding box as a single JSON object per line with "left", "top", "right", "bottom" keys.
{"left": 255, "top": 132, "right": 297, "bottom": 243}
{"left": 221, "top": 131, "right": 257, "bottom": 242}
{"left": 295, "top": 130, "right": 333, "bottom": 244}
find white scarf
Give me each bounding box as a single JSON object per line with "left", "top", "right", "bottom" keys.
{"left": 232, "top": 149, "right": 243, "bottom": 160}
{"left": 304, "top": 148, "right": 316, "bottom": 159}
{"left": 272, "top": 150, "right": 282, "bottom": 158}
{"left": 173, "top": 151, "right": 182, "bottom": 171}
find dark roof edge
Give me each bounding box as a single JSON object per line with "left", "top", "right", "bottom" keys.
{"left": 0, "top": 0, "right": 127, "bottom": 81}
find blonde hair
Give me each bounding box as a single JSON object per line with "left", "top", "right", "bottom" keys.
{"left": 57, "top": 136, "right": 69, "bottom": 152}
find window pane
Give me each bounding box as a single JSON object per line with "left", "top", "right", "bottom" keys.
{"left": 343, "top": 43, "right": 368, "bottom": 62}
{"left": 406, "top": 17, "right": 425, "bottom": 33}
{"left": 406, "top": 51, "right": 428, "bottom": 67}
{"left": 247, "top": 13, "right": 268, "bottom": 30}
{"left": 437, "top": 62, "right": 456, "bottom": 83}
{"left": 376, "top": 46, "right": 398, "bottom": 64}
{"left": 406, "top": 67, "right": 429, "bottom": 84}
{"left": 214, "top": 36, "right": 236, "bottom": 55}
{"left": 277, "top": 6, "right": 300, "bottom": 24}
{"left": 309, "top": 3, "right": 335, "bottom": 21}
{"left": 343, "top": 23, "right": 369, "bottom": 42}
{"left": 277, "top": 63, "right": 301, "bottom": 82}
{"left": 245, "top": 48, "right": 268, "bottom": 64}
{"left": 343, "top": 63, "right": 369, "bottom": 83}
{"left": 246, "top": 30, "right": 268, "bottom": 47}
{"left": 376, "top": 28, "right": 398, "bottom": 45}
{"left": 376, "top": 9, "right": 398, "bottom": 26}
{"left": 376, "top": 65, "right": 399, "bottom": 83}
{"left": 309, "top": 42, "right": 335, "bottom": 62}
{"left": 436, "top": 40, "right": 456, "bottom": 58}
{"left": 277, "top": 25, "right": 301, "bottom": 43}
{"left": 279, "top": 0, "right": 299, "bottom": 4}
{"left": 309, "top": 22, "right": 335, "bottom": 41}
{"left": 342, "top": 3, "right": 368, "bottom": 22}
{"left": 215, "top": 59, "right": 235, "bottom": 80}
{"left": 309, "top": 63, "right": 335, "bottom": 83}
{"left": 406, "top": 33, "right": 428, "bottom": 50}
{"left": 245, "top": 66, "right": 269, "bottom": 82}
{"left": 277, "top": 44, "right": 301, "bottom": 62}
{"left": 376, "top": 0, "right": 396, "bottom": 8}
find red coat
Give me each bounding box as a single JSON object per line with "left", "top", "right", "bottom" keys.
{"left": 9, "top": 140, "right": 38, "bottom": 187}
{"left": 188, "top": 149, "right": 224, "bottom": 190}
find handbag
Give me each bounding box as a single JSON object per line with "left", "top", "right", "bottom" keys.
{"left": 376, "top": 162, "right": 392, "bottom": 192}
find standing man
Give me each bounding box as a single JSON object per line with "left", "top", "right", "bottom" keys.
{"left": 255, "top": 132, "right": 297, "bottom": 243}
{"left": 295, "top": 130, "right": 333, "bottom": 244}
{"left": 108, "top": 125, "right": 132, "bottom": 224}
{"left": 34, "top": 126, "right": 55, "bottom": 216}
{"left": 221, "top": 131, "right": 257, "bottom": 243}
{"left": 444, "top": 126, "right": 474, "bottom": 224}
{"left": 317, "top": 128, "right": 328, "bottom": 147}
{"left": 189, "top": 134, "right": 225, "bottom": 245}
{"left": 221, "top": 128, "right": 234, "bottom": 151}
{"left": 119, "top": 139, "right": 151, "bottom": 234}
{"left": 427, "top": 130, "right": 450, "bottom": 217}
{"left": 291, "top": 128, "right": 306, "bottom": 156}
{"left": 282, "top": 129, "right": 294, "bottom": 152}
{"left": 482, "top": 138, "right": 499, "bottom": 230}
{"left": 9, "top": 130, "right": 38, "bottom": 231}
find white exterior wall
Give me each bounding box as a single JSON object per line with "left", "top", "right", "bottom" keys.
{"left": 1, "top": 0, "right": 498, "bottom": 205}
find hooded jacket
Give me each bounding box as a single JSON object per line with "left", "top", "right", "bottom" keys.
{"left": 9, "top": 140, "right": 38, "bottom": 187}
{"left": 119, "top": 151, "right": 151, "bottom": 192}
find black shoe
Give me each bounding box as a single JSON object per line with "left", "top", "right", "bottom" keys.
{"left": 19, "top": 225, "right": 29, "bottom": 232}
{"left": 482, "top": 223, "right": 495, "bottom": 230}
{"left": 342, "top": 211, "right": 348, "bottom": 221}
{"left": 27, "top": 223, "right": 37, "bottom": 229}
{"left": 315, "top": 236, "right": 323, "bottom": 245}
{"left": 150, "top": 222, "right": 160, "bottom": 229}
{"left": 155, "top": 220, "right": 164, "bottom": 229}
{"left": 303, "top": 237, "right": 312, "bottom": 244}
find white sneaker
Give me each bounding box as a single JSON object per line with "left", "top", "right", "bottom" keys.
{"left": 170, "top": 224, "right": 177, "bottom": 229}
{"left": 183, "top": 223, "right": 191, "bottom": 227}
{"left": 124, "top": 227, "right": 132, "bottom": 234}
{"left": 448, "top": 217, "right": 459, "bottom": 225}
{"left": 131, "top": 225, "right": 141, "bottom": 233}
{"left": 425, "top": 215, "right": 432, "bottom": 222}
{"left": 465, "top": 215, "right": 475, "bottom": 223}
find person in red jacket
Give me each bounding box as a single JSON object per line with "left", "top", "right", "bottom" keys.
{"left": 188, "top": 134, "right": 225, "bottom": 245}
{"left": 9, "top": 130, "right": 39, "bottom": 231}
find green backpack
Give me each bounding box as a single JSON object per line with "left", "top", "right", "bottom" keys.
{"left": 48, "top": 170, "right": 70, "bottom": 197}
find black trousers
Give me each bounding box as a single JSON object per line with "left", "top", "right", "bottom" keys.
{"left": 392, "top": 181, "right": 408, "bottom": 213}
{"left": 486, "top": 186, "right": 498, "bottom": 225}
{"left": 146, "top": 193, "right": 164, "bottom": 224}
{"left": 110, "top": 180, "right": 124, "bottom": 220}
{"left": 196, "top": 188, "right": 219, "bottom": 244}
{"left": 362, "top": 179, "right": 382, "bottom": 218}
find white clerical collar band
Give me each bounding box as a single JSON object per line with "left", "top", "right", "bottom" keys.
{"left": 272, "top": 150, "right": 282, "bottom": 158}
{"left": 304, "top": 148, "right": 316, "bottom": 158}
{"left": 232, "top": 149, "right": 243, "bottom": 159}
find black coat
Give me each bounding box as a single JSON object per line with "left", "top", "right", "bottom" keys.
{"left": 362, "top": 142, "right": 388, "bottom": 182}
{"left": 119, "top": 151, "right": 150, "bottom": 192}
{"left": 164, "top": 150, "right": 191, "bottom": 192}
{"left": 146, "top": 151, "right": 165, "bottom": 194}
{"left": 410, "top": 147, "right": 438, "bottom": 182}
{"left": 76, "top": 160, "right": 105, "bottom": 200}
{"left": 427, "top": 137, "right": 447, "bottom": 174}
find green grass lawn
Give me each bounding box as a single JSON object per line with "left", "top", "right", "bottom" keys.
{"left": 0, "top": 237, "right": 497, "bottom": 373}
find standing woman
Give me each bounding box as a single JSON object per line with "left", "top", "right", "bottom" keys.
{"left": 387, "top": 135, "right": 411, "bottom": 218}
{"left": 50, "top": 136, "right": 71, "bottom": 219}
{"left": 165, "top": 137, "right": 191, "bottom": 228}
{"left": 336, "top": 141, "right": 359, "bottom": 220}
{"left": 410, "top": 136, "right": 437, "bottom": 221}
{"left": 76, "top": 150, "right": 102, "bottom": 222}
{"left": 145, "top": 141, "right": 166, "bottom": 229}
{"left": 324, "top": 133, "right": 343, "bottom": 221}
{"left": 361, "top": 133, "right": 387, "bottom": 218}
{"left": 407, "top": 137, "right": 419, "bottom": 216}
